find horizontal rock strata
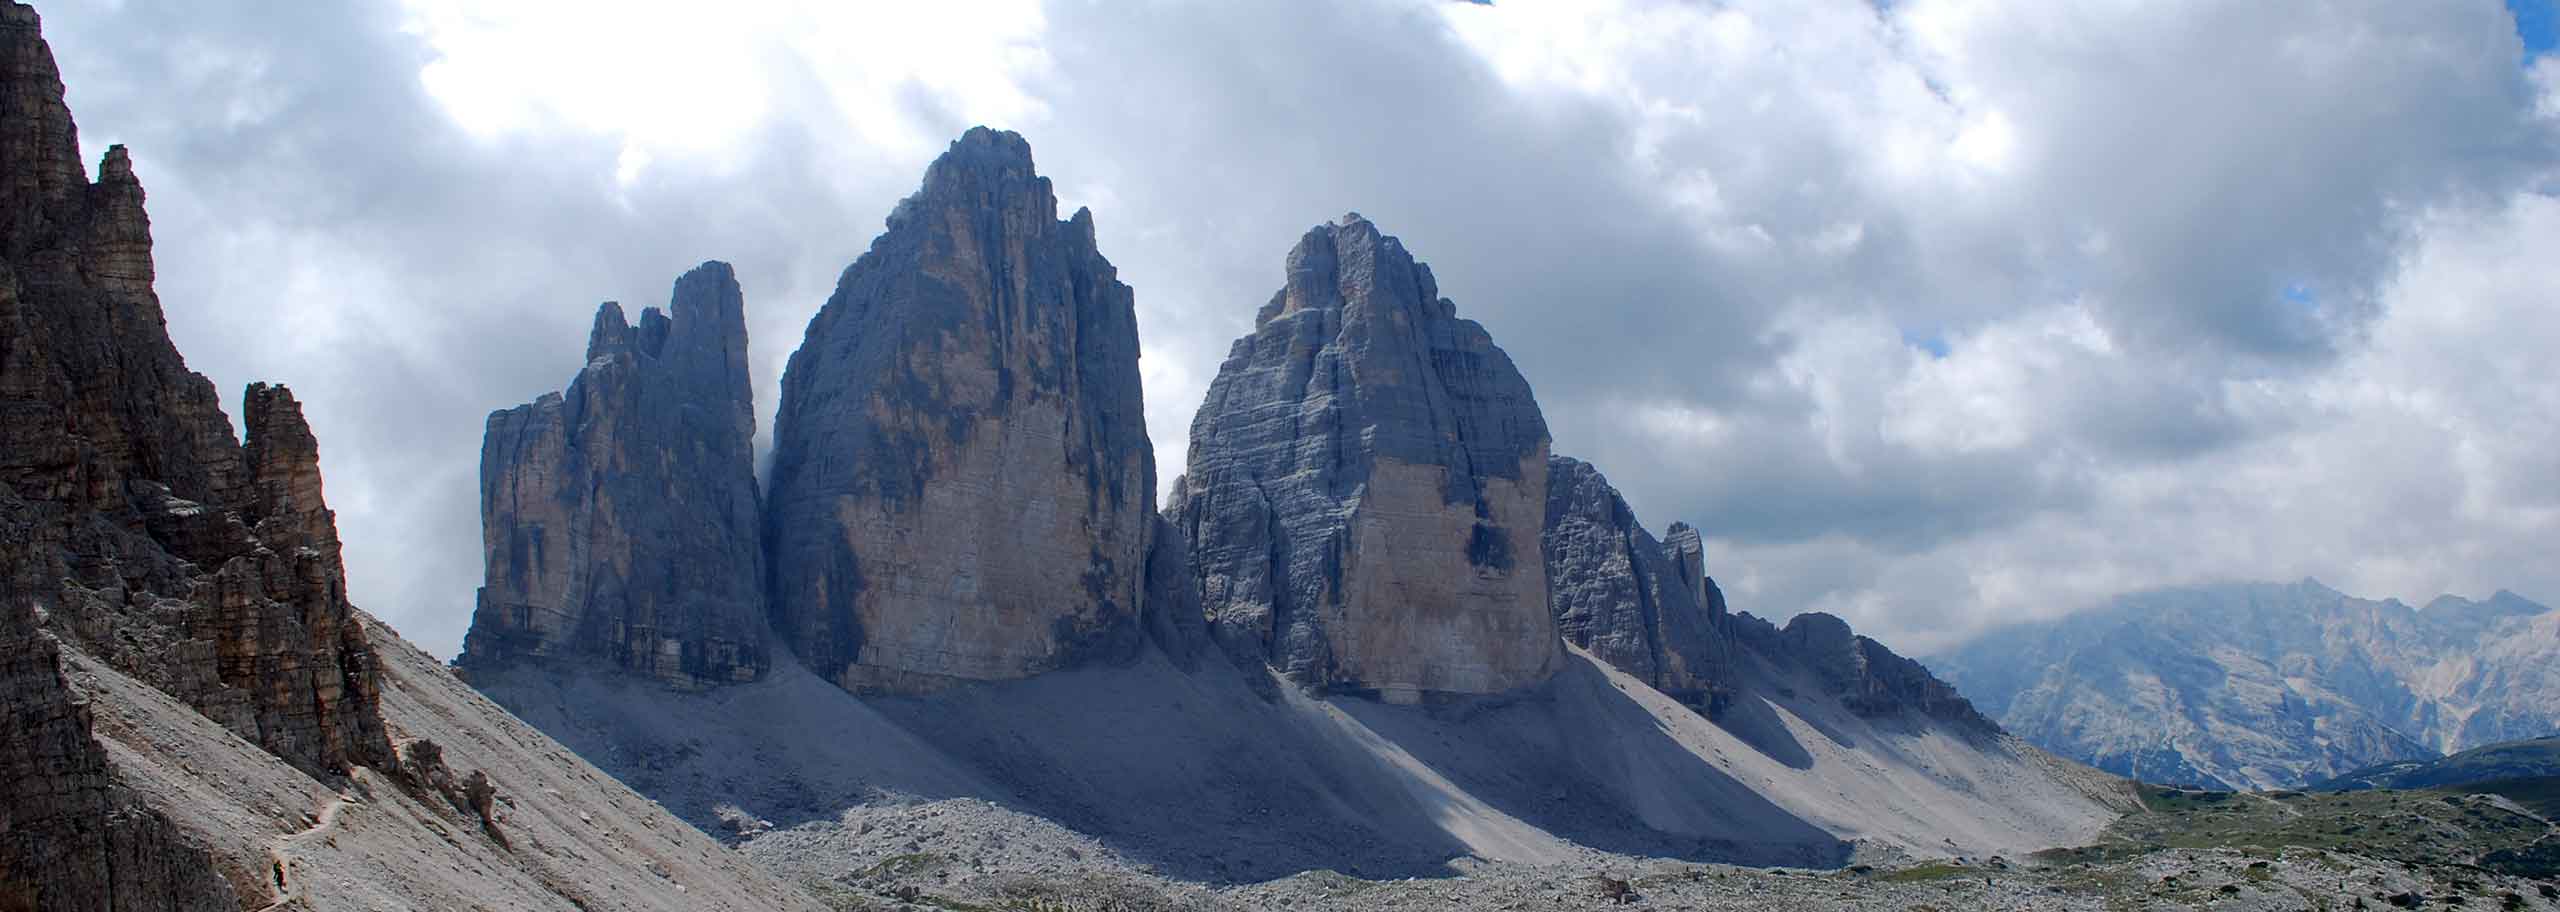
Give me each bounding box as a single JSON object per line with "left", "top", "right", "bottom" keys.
{"left": 1172, "top": 214, "right": 1556, "bottom": 703}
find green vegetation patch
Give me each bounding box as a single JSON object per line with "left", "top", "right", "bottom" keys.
{"left": 1876, "top": 861, "right": 1976, "bottom": 883}
{"left": 2100, "top": 785, "right": 2554, "bottom": 876}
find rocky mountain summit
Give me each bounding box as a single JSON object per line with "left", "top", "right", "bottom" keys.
{"left": 764, "top": 127, "right": 1167, "bottom": 695}
{"left": 1934, "top": 579, "right": 2560, "bottom": 790}
{"left": 471, "top": 188, "right": 2109, "bottom": 901}
{"left": 1171, "top": 214, "right": 1557, "bottom": 702}
{"left": 461, "top": 261, "right": 769, "bottom": 689}
{"left": 0, "top": 6, "right": 824, "bottom": 907}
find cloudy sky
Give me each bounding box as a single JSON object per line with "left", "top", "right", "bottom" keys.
{"left": 41, "top": 0, "right": 2560, "bottom": 658}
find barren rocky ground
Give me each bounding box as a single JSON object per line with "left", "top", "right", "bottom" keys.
{"left": 741, "top": 790, "right": 2560, "bottom": 911}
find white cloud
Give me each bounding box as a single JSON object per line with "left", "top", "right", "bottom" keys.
{"left": 38, "top": 0, "right": 2560, "bottom": 659}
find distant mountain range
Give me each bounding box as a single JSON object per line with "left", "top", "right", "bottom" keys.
{"left": 2319, "top": 734, "right": 2560, "bottom": 792}
{"left": 1932, "top": 579, "right": 2560, "bottom": 790}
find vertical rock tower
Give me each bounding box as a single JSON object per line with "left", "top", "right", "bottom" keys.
{"left": 462, "top": 262, "right": 769, "bottom": 688}
{"left": 1172, "top": 214, "right": 1557, "bottom": 703}
{"left": 765, "top": 128, "right": 1157, "bottom": 694}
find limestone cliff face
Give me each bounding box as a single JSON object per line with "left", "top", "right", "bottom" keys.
{"left": 0, "top": 3, "right": 389, "bottom": 904}
{"left": 765, "top": 129, "right": 1158, "bottom": 694}
{"left": 1172, "top": 214, "right": 1555, "bottom": 703}
{"left": 462, "top": 262, "right": 768, "bottom": 689}
{"left": 1542, "top": 456, "right": 1732, "bottom": 711}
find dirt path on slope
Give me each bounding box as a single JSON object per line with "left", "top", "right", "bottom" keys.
{"left": 254, "top": 770, "right": 367, "bottom": 912}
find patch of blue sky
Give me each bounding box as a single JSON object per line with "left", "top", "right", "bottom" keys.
{"left": 2509, "top": 0, "right": 2555, "bottom": 60}
{"left": 2281, "top": 282, "right": 2318, "bottom": 312}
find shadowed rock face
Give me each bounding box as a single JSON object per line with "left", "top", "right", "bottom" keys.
{"left": 1540, "top": 456, "right": 1990, "bottom": 733}
{"left": 462, "top": 262, "right": 769, "bottom": 689}
{"left": 1542, "top": 456, "right": 1733, "bottom": 711}
{"left": 765, "top": 128, "right": 1158, "bottom": 695}
{"left": 0, "top": 3, "right": 389, "bottom": 904}
{"left": 1171, "top": 214, "right": 1556, "bottom": 703}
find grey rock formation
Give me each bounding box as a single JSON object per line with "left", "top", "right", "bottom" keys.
{"left": 0, "top": 11, "right": 389, "bottom": 779}
{"left": 765, "top": 128, "right": 1160, "bottom": 695}
{"left": 462, "top": 262, "right": 768, "bottom": 689}
{"left": 1759, "top": 611, "right": 1988, "bottom": 725}
{"left": 1171, "top": 214, "right": 1556, "bottom": 703}
{"left": 1541, "top": 455, "right": 1732, "bottom": 711}
{"left": 0, "top": 12, "right": 833, "bottom": 906}
{"left": 0, "top": 5, "right": 388, "bottom": 903}
{"left": 1538, "top": 455, "right": 1982, "bottom": 732}
{"left": 1935, "top": 579, "right": 2558, "bottom": 789}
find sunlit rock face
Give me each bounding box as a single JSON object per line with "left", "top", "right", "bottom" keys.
{"left": 1170, "top": 214, "right": 1557, "bottom": 703}
{"left": 764, "top": 128, "right": 1159, "bottom": 695}
{"left": 462, "top": 262, "right": 770, "bottom": 689}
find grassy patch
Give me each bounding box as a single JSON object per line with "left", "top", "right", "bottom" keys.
{"left": 2102, "top": 785, "right": 2552, "bottom": 874}
{"left": 858, "top": 852, "right": 951, "bottom": 880}
{"left": 1877, "top": 861, "right": 1976, "bottom": 883}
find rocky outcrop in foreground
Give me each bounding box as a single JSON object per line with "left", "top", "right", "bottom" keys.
{"left": 765, "top": 128, "right": 1162, "bottom": 694}
{"left": 462, "top": 261, "right": 769, "bottom": 689}
{"left": 0, "top": 3, "right": 393, "bottom": 900}
{"left": 1171, "top": 214, "right": 1557, "bottom": 703}
{"left": 0, "top": 6, "right": 826, "bottom": 907}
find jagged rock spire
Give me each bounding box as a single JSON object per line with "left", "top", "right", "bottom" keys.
{"left": 463, "top": 261, "right": 770, "bottom": 689}
{"left": 1172, "top": 214, "right": 1557, "bottom": 703}
{"left": 1542, "top": 456, "right": 1734, "bottom": 710}
{"left": 0, "top": 4, "right": 392, "bottom": 904}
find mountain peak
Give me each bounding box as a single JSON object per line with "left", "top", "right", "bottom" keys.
{"left": 766, "top": 127, "right": 1159, "bottom": 695}
{"left": 913, "top": 126, "right": 1041, "bottom": 199}
{"left": 1178, "top": 212, "right": 1556, "bottom": 702}
{"left": 467, "top": 263, "right": 769, "bottom": 689}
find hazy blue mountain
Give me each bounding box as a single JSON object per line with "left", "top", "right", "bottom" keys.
{"left": 1933, "top": 579, "right": 2560, "bottom": 790}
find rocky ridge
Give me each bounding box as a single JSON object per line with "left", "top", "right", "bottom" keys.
{"left": 1542, "top": 454, "right": 1736, "bottom": 712}
{"left": 0, "top": 6, "right": 826, "bottom": 907}
{"left": 763, "top": 127, "right": 1165, "bottom": 695}
{"left": 462, "top": 261, "right": 769, "bottom": 689}
{"left": 1171, "top": 213, "right": 1557, "bottom": 703}
{"left": 0, "top": 3, "right": 392, "bottom": 898}
{"left": 1541, "top": 455, "right": 1991, "bottom": 734}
